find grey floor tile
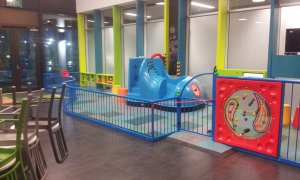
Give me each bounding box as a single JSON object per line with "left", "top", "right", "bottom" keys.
{"left": 138, "top": 163, "right": 181, "bottom": 180}
{"left": 44, "top": 170, "right": 74, "bottom": 180}
{"left": 72, "top": 164, "right": 135, "bottom": 180}
{"left": 111, "top": 153, "right": 165, "bottom": 176}
{"left": 61, "top": 158, "right": 107, "bottom": 176}
{"left": 54, "top": 152, "right": 96, "bottom": 169}
{"left": 170, "top": 151, "right": 212, "bottom": 168}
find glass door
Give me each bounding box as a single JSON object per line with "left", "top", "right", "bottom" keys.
{"left": 0, "top": 29, "right": 13, "bottom": 91}
{"left": 0, "top": 28, "right": 40, "bottom": 92}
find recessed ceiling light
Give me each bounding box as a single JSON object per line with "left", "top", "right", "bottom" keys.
{"left": 239, "top": 19, "right": 247, "bottom": 21}
{"left": 191, "top": 2, "right": 215, "bottom": 9}
{"left": 147, "top": 16, "right": 151, "bottom": 18}
{"left": 155, "top": 2, "right": 164, "bottom": 5}
{"left": 255, "top": 21, "right": 263, "bottom": 23}
{"left": 252, "top": 0, "right": 265, "bottom": 2}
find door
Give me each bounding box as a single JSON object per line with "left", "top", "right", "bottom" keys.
{"left": 0, "top": 28, "right": 40, "bottom": 92}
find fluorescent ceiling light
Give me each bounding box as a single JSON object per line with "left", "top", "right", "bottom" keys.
{"left": 147, "top": 16, "right": 151, "bottom": 18}
{"left": 252, "top": 0, "right": 265, "bottom": 2}
{"left": 155, "top": 2, "right": 164, "bottom": 5}
{"left": 239, "top": 19, "right": 247, "bottom": 21}
{"left": 125, "top": 13, "right": 137, "bottom": 16}
{"left": 191, "top": 2, "right": 215, "bottom": 9}
{"left": 6, "top": 0, "right": 13, "bottom": 2}
{"left": 104, "top": 22, "right": 109, "bottom": 24}
{"left": 87, "top": 20, "right": 94, "bottom": 22}
{"left": 255, "top": 21, "right": 263, "bottom": 23}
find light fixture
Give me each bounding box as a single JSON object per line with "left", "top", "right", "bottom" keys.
{"left": 6, "top": 0, "right": 13, "bottom": 2}
{"left": 87, "top": 20, "right": 94, "bottom": 22}
{"left": 47, "top": 20, "right": 51, "bottom": 23}
{"left": 67, "top": 25, "right": 72, "bottom": 27}
{"left": 125, "top": 13, "right": 137, "bottom": 16}
{"left": 255, "top": 21, "right": 263, "bottom": 23}
{"left": 155, "top": 2, "right": 164, "bottom": 5}
{"left": 104, "top": 22, "right": 109, "bottom": 24}
{"left": 252, "top": 0, "right": 265, "bottom": 2}
{"left": 191, "top": 2, "right": 215, "bottom": 9}
{"left": 239, "top": 19, "right": 247, "bottom": 21}
{"left": 147, "top": 16, "right": 151, "bottom": 18}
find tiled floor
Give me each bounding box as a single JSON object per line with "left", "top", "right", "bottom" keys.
{"left": 33, "top": 113, "right": 300, "bottom": 180}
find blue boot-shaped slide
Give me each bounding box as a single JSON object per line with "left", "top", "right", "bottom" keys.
{"left": 127, "top": 53, "right": 205, "bottom": 112}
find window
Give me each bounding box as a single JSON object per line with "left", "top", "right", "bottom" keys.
{"left": 123, "top": 5, "right": 136, "bottom": 24}
{"left": 146, "top": 1, "right": 164, "bottom": 21}
{"left": 86, "top": 14, "right": 94, "bottom": 29}
{"left": 43, "top": 14, "right": 77, "bottom": 29}
{"left": 229, "top": 0, "right": 271, "bottom": 10}
{"left": 85, "top": 14, "right": 95, "bottom": 73}
{"left": 278, "top": 5, "right": 300, "bottom": 55}
{"left": 43, "top": 29, "right": 78, "bottom": 72}
{"left": 189, "top": 0, "right": 218, "bottom": 15}
{"left": 43, "top": 14, "right": 78, "bottom": 72}
{"left": 281, "top": 0, "right": 300, "bottom": 5}
{"left": 103, "top": 9, "right": 113, "bottom": 27}
{"left": 227, "top": 9, "right": 270, "bottom": 70}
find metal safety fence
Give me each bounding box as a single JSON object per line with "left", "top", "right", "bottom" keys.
{"left": 279, "top": 79, "right": 300, "bottom": 167}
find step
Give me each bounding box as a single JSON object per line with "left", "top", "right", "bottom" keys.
{"left": 166, "top": 131, "right": 236, "bottom": 158}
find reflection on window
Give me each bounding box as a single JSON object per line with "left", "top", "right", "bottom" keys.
{"left": 103, "top": 9, "right": 113, "bottom": 27}
{"left": 0, "top": 30, "right": 12, "bottom": 86}
{"left": 123, "top": 5, "right": 136, "bottom": 24}
{"left": 190, "top": 0, "right": 218, "bottom": 15}
{"left": 18, "top": 31, "right": 37, "bottom": 88}
{"left": 43, "top": 14, "right": 77, "bottom": 29}
{"left": 230, "top": 0, "right": 271, "bottom": 10}
{"left": 86, "top": 14, "right": 94, "bottom": 29}
{"left": 43, "top": 29, "right": 79, "bottom": 72}
{"left": 147, "top": 1, "right": 164, "bottom": 21}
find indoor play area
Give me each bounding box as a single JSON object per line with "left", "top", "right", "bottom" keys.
{"left": 64, "top": 0, "right": 300, "bottom": 170}
{"left": 46, "top": 51, "right": 300, "bottom": 168}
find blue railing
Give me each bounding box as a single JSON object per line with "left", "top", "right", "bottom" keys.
{"left": 177, "top": 73, "right": 216, "bottom": 137}
{"left": 62, "top": 85, "right": 178, "bottom": 141}
{"left": 43, "top": 72, "right": 79, "bottom": 93}
{"left": 278, "top": 79, "right": 300, "bottom": 166}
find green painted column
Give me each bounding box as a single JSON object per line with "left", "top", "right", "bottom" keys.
{"left": 216, "top": 0, "right": 228, "bottom": 69}
{"left": 77, "top": 13, "right": 87, "bottom": 86}
{"left": 113, "top": 6, "right": 122, "bottom": 86}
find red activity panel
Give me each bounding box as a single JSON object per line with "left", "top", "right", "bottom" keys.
{"left": 215, "top": 78, "right": 282, "bottom": 157}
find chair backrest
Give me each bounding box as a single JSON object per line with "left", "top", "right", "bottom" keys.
{"left": 16, "top": 95, "right": 32, "bottom": 160}
{"left": 58, "top": 83, "right": 66, "bottom": 120}
{"left": 47, "top": 83, "right": 66, "bottom": 125}
{"left": 25, "top": 89, "right": 44, "bottom": 139}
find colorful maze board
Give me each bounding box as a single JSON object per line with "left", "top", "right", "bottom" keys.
{"left": 215, "top": 78, "right": 282, "bottom": 157}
